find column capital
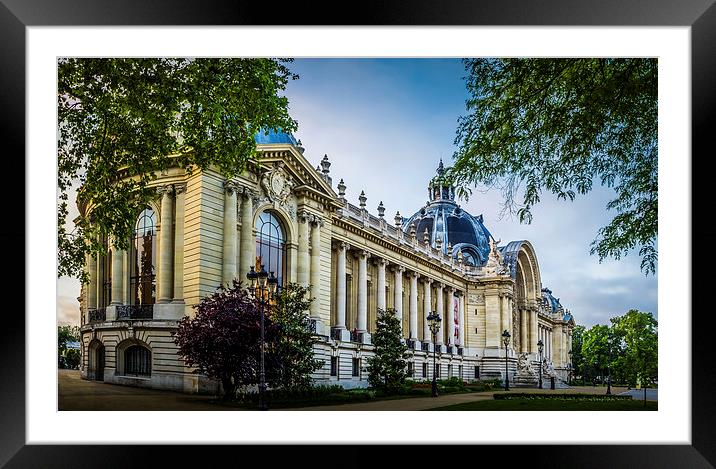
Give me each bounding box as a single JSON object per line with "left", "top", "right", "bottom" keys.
{"left": 310, "top": 214, "right": 324, "bottom": 227}
{"left": 223, "top": 180, "right": 241, "bottom": 195}
{"left": 434, "top": 281, "right": 444, "bottom": 290}
{"left": 239, "top": 186, "right": 259, "bottom": 200}
{"left": 423, "top": 277, "right": 434, "bottom": 285}
{"left": 390, "top": 265, "right": 405, "bottom": 274}
{"left": 354, "top": 249, "right": 370, "bottom": 260}
{"left": 334, "top": 240, "right": 349, "bottom": 252}
{"left": 156, "top": 184, "right": 173, "bottom": 197}
{"left": 408, "top": 270, "right": 419, "bottom": 279}
{"left": 373, "top": 257, "right": 388, "bottom": 267}
{"left": 174, "top": 182, "right": 187, "bottom": 195}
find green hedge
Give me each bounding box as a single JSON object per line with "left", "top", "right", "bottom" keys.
{"left": 493, "top": 393, "right": 632, "bottom": 401}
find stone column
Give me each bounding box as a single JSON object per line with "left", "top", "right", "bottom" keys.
{"left": 435, "top": 283, "right": 444, "bottom": 345}
{"left": 447, "top": 287, "right": 456, "bottom": 346}
{"left": 500, "top": 294, "right": 510, "bottom": 345}
{"left": 376, "top": 258, "right": 387, "bottom": 311}
{"left": 110, "top": 237, "right": 123, "bottom": 305}
{"left": 309, "top": 216, "right": 322, "bottom": 318}
{"left": 121, "top": 250, "right": 128, "bottom": 305}
{"left": 239, "top": 189, "right": 255, "bottom": 278}
{"left": 423, "top": 278, "right": 432, "bottom": 342}
{"left": 222, "top": 181, "right": 238, "bottom": 285}
{"left": 96, "top": 251, "right": 103, "bottom": 307}
{"left": 158, "top": 185, "right": 174, "bottom": 304}
{"left": 335, "top": 242, "right": 348, "bottom": 330}
{"left": 297, "top": 210, "right": 311, "bottom": 287}
{"left": 392, "top": 265, "right": 404, "bottom": 325}
{"left": 87, "top": 252, "right": 97, "bottom": 309}
{"left": 357, "top": 250, "right": 369, "bottom": 332}
{"left": 408, "top": 272, "right": 419, "bottom": 340}
{"left": 172, "top": 183, "right": 186, "bottom": 303}
{"left": 458, "top": 292, "right": 465, "bottom": 347}
{"left": 530, "top": 307, "right": 538, "bottom": 353}
{"left": 521, "top": 308, "right": 529, "bottom": 353}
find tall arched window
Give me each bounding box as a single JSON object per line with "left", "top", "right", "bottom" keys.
{"left": 130, "top": 208, "right": 157, "bottom": 305}
{"left": 255, "top": 211, "right": 286, "bottom": 286}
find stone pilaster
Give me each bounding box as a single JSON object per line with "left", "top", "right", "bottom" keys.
{"left": 422, "top": 277, "right": 433, "bottom": 342}
{"left": 376, "top": 258, "right": 387, "bottom": 311}
{"left": 87, "top": 251, "right": 97, "bottom": 309}
{"left": 521, "top": 308, "right": 529, "bottom": 353}
{"left": 309, "top": 215, "right": 323, "bottom": 318}
{"left": 110, "top": 237, "right": 124, "bottom": 305}
{"left": 500, "top": 294, "right": 510, "bottom": 346}
{"left": 408, "top": 271, "right": 419, "bottom": 340}
{"left": 222, "top": 181, "right": 239, "bottom": 285}
{"left": 157, "top": 185, "right": 174, "bottom": 303}
{"left": 172, "top": 183, "right": 186, "bottom": 303}
{"left": 447, "top": 286, "right": 456, "bottom": 346}
{"left": 435, "top": 282, "right": 444, "bottom": 345}
{"left": 334, "top": 242, "right": 348, "bottom": 330}
{"left": 238, "top": 189, "right": 255, "bottom": 278}
{"left": 458, "top": 292, "right": 465, "bottom": 347}
{"left": 530, "top": 306, "right": 538, "bottom": 353}
{"left": 356, "top": 250, "right": 369, "bottom": 332}
{"left": 392, "top": 265, "right": 405, "bottom": 328}
{"left": 297, "top": 210, "right": 311, "bottom": 287}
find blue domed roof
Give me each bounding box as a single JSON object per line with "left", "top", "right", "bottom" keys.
{"left": 254, "top": 128, "right": 298, "bottom": 145}
{"left": 541, "top": 287, "right": 563, "bottom": 314}
{"left": 403, "top": 160, "right": 493, "bottom": 266}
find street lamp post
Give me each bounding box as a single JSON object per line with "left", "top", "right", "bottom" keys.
{"left": 537, "top": 339, "right": 544, "bottom": 389}
{"left": 247, "top": 264, "right": 278, "bottom": 411}
{"left": 501, "top": 330, "right": 511, "bottom": 391}
{"left": 606, "top": 331, "right": 613, "bottom": 395}
{"left": 427, "top": 311, "right": 441, "bottom": 398}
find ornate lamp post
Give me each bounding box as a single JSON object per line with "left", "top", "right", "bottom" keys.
{"left": 537, "top": 339, "right": 544, "bottom": 389}
{"left": 501, "top": 330, "right": 511, "bottom": 391}
{"left": 247, "top": 264, "right": 278, "bottom": 411}
{"left": 427, "top": 311, "right": 442, "bottom": 397}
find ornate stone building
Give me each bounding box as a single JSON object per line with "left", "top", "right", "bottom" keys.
{"left": 78, "top": 129, "right": 576, "bottom": 392}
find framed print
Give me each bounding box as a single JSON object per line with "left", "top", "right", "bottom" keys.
{"left": 5, "top": 0, "right": 715, "bottom": 466}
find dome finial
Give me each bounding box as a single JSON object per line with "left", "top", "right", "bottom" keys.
{"left": 436, "top": 158, "right": 445, "bottom": 176}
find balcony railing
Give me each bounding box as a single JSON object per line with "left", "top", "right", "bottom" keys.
{"left": 446, "top": 346, "right": 454, "bottom": 354}
{"left": 421, "top": 342, "right": 430, "bottom": 352}
{"left": 116, "top": 304, "right": 154, "bottom": 321}
{"left": 350, "top": 330, "right": 364, "bottom": 343}
{"left": 88, "top": 308, "right": 106, "bottom": 323}
{"left": 307, "top": 319, "right": 317, "bottom": 334}
{"left": 406, "top": 340, "right": 415, "bottom": 350}
{"left": 457, "top": 347, "right": 463, "bottom": 356}
{"left": 331, "top": 328, "right": 343, "bottom": 341}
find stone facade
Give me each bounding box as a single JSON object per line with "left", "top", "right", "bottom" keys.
{"left": 78, "top": 133, "right": 576, "bottom": 393}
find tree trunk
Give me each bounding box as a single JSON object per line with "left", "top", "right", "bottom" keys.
{"left": 222, "top": 377, "right": 235, "bottom": 401}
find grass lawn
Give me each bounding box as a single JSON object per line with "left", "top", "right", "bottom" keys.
{"left": 428, "top": 398, "right": 658, "bottom": 411}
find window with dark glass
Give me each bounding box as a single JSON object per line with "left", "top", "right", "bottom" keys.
{"left": 475, "top": 365, "right": 480, "bottom": 379}
{"left": 124, "top": 345, "right": 151, "bottom": 377}
{"left": 448, "top": 364, "right": 452, "bottom": 377}
{"left": 130, "top": 208, "right": 157, "bottom": 305}
{"left": 422, "top": 363, "right": 427, "bottom": 378}
{"left": 255, "top": 211, "right": 287, "bottom": 286}
{"left": 435, "top": 363, "right": 440, "bottom": 378}
{"left": 352, "top": 358, "right": 360, "bottom": 377}
{"left": 407, "top": 362, "right": 413, "bottom": 377}
{"left": 330, "top": 356, "right": 338, "bottom": 376}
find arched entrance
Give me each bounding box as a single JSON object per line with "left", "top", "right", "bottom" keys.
{"left": 88, "top": 340, "right": 105, "bottom": 381}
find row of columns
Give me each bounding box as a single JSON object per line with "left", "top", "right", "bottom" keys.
{"left": 333, "top": 242, "right": 466, "bottom": 346}
{"left": 221, "top": 181, "right": 256, "bottom": 285}
{"left": 297, "top": 210, "right": 324, "bottom": 319}
{"left": 539, "top": 324, "right": 553, "bottom": 362}
{"left": 85, "top": 183, "right": 185, "bottom": 311}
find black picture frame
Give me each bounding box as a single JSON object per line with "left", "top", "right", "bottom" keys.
{"left": 4, "top": 1, "right": 713, "bottom": 467}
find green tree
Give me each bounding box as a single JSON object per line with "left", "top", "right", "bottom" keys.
{"left": 267, "top": 283, "right": 324, "bottom": 390}
{"left": 612, "top": 310, "right": 658, "bottom": 390}
{"left": 366, "top": 308, "right": 409, "bottom": 394}
{"left": 58, "top": 325, "right": 79, "bottom": 353}
{"left": 570, "top": 324, "right": 586, "bottom": 380}
{"left": 582, "top": 324, "right": 613, "bottom": 384}
{"left": 451, "top": 58, "right": 657, "bottom": 274}
{"left": 58, "top": 58, "right": 298, "bottom": 282}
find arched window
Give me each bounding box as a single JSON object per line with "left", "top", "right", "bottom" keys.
{"left": 130, "top": 208, "right": 157, "bottom": 305}
{"left": 255, "top": 211, "right": 286, "bottom": 286}
{"left": 462, "top": 249, "right": 479, "bottom": 266}
{"left": 124, "top": 345, "right": 151, "bottom": 377}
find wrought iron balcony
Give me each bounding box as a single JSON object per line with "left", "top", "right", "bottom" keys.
{"left": 88, "top": 308, "right": 106, "bottom": 323}
{"left": 406, "top": 339, "right": 415, "bottom": 350}
{"left": 421, "top": 342, "right": 430, "bottom": 352}
{"left": 446, "top": 346, "right": 454, "bottom": 354}
{"left": 331, "top": 328, "right": 343, "bottom": 341}
{"left": 307, "top": 319, "right": 317, "bottom": 334}
{"left": 350, "top": 330, "right": 364, "bottom": 343}
{"left": 457, "top": 347, "right": 463, "bottom": 356}
{"left": 116, "top": 304, "right": 154, "bottom": 321}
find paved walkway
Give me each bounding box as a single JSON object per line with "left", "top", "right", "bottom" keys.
{"left": 618, "top": 388, "right": 658, "bottom": 401}
{"left": 59, "top": 370, "right": 633, "bottom": 411}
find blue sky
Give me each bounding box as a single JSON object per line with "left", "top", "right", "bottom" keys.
{"left": 56, "top": 58, "right": 658, "bottom": 328}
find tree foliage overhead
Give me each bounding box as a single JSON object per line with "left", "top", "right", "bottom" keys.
{"left": 366, "top": 308, "right": 409, "bottom": 394}
{"left": 451, "top": 58, "right": 657, "bottom": 274}
{"left": 58, "top": 58, "right": 298, "bottom": 282}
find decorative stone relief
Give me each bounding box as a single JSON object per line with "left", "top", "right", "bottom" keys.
{"left": 468, "top": 293, "right": 484, "bottom": 305}
{"left": 261, "top": 161, "right": 295, "bottom": 205}
{"left": 483, "top": 237, "right": 509, "bottom": 276}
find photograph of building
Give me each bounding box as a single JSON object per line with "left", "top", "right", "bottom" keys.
{"left": 77, "top": 129, "right": 575, "bottom": 393}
